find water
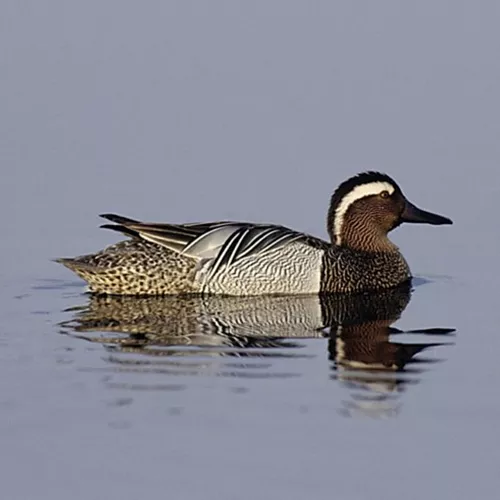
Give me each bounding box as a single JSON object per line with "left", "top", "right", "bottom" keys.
{"left": 2, "top": 1, "right": 500, "bottom": 499}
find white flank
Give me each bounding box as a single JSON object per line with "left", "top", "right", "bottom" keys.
{"left": 334, "top": 181, "right": 395, "bottom": 244}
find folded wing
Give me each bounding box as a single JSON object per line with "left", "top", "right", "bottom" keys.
{"left": 100, "top": 214, "right": 309, "bottom": 266}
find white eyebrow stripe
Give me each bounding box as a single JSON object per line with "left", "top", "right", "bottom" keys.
{"left": 334, "top": 181, "right": 395, "bottom": 244}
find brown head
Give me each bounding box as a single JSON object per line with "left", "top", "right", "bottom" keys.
{"left": 327, "top": 172, "right": 452, "bottom": 252}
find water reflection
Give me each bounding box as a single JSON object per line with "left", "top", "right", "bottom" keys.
{"left": 60, "top": 284, "right": 454, "bottom": 417}
{"left": 327, "top": 300, "right": 453, "bottom": 418}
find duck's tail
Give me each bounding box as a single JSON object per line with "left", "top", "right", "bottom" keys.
{"left": 55, "top": 257, "right": 109, "bottom": 292}
{"left": 55, "top": 257, "right": 96, "bottom": 272}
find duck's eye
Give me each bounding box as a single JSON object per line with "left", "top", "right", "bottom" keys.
{"left": 379, "top": 190, "right": 390, "bottom": 199}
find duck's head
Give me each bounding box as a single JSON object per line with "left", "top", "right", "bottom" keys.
{"left": 327, "top": 172, "right": 452, "bottom": 251}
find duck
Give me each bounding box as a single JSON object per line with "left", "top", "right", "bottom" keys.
{"left": 57, "top": 171, "right": 452, "bottom": 295}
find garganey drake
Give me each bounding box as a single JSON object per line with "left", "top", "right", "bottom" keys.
{"left": 57, "top": 171, "right": 452, "bottom": 295}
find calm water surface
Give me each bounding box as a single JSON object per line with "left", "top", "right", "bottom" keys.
{"left": 2, "top": 1, "right": 500, "bottom": 499}
{"left": 2, "top": 265, "right": 497, "bottom": 499}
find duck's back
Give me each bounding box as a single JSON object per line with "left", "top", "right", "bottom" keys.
{"left": 59, "top": 227, "right": 330, "bottom": 295}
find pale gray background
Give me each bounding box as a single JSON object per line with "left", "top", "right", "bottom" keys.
{"left": 1, "top": 1, "right": 499, "bottom": 499}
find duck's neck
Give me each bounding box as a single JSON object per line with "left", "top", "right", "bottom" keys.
{"left": 336, "top": 223, "right": 398, "bottom": 253}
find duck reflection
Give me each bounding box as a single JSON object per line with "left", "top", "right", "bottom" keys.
{"left": 60, "top": 284, "right": 453, "bottom": 417}
{"left": 324, "top": 290, "right": 453, "bottom": 417}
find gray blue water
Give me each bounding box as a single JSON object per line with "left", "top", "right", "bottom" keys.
{"left": 1, "top": 2, "right": 500, "bottom": 499}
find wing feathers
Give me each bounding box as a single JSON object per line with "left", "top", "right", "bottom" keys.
{"left": 98, "top": 214, "right": 310, "bottom": 270}
{"left": 100, "top": 213, "right": 139, "bottom": 225}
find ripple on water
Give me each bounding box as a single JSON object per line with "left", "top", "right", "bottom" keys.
{"left": 57, "top": 284, "right": 455, "bottom": 418}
